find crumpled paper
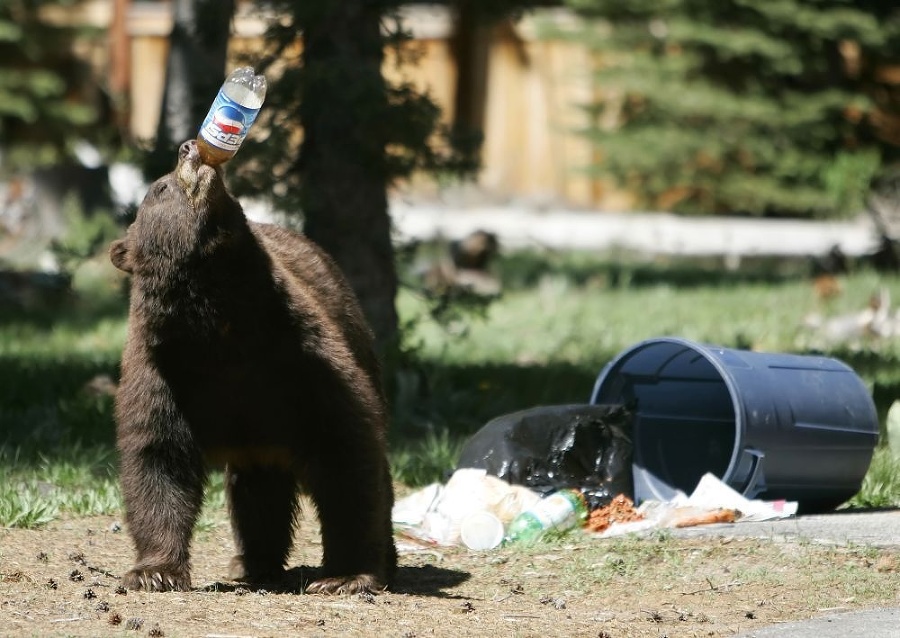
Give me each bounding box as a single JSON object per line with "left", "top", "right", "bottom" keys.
{"left": 594, "top": 472, "right": 798, "bottom": 538}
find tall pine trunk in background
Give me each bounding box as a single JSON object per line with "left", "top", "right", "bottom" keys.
{"left": 293, "top": 2, "right": 399, "bottom": 358}
{"left": 230, "top": 1, "right": 479, "bottom": 364}
{"left": 145, "top": 0, "right": 234, "bottom": 180}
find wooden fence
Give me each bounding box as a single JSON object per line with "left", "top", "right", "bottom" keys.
{"left": 52, "top": 1, "right": 625, "bottom": 209}
{"left": 43, "top": 2, "right": 900, "bottom": 211}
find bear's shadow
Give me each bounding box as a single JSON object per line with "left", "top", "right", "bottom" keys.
{"left": 199, "top": 564, "right": 471, "bottom": 598}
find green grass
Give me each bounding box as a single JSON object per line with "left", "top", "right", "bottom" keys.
{"left": 196, "top": 471, "right": 228, "bottom": 534}
{"left": 2, "top": 248, "right": 899, "bottom": 527}
{"left": 0, "top": 445, "right": 121, "bottom": 527}
{"left": 393, "top": 250, "right": 900, "bottom": 504}
{"left": 396, "top": 251, "right": 900, "bottom": 436}
{"left": 390, "top": 429, "right": 464, "bottom": 486}
{"left": 848, "top": 447, "right": 900, "bottom": 508}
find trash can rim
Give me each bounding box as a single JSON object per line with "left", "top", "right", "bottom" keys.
{"left": 590, "top": 336, "right": 747, "bottom": 492}
{"left": 590, "top": 336, "right": 745, "bottom": 417}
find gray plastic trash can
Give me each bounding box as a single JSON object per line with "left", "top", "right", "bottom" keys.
{"left": 590, "top": 337, "right": 879, "bottom": 512}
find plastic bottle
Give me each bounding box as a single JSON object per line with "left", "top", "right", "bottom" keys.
{"left": 196, "top": 66, "right": 267, "bottom": 166}
{"left": 504, "top": 489, "right": 589, "bottom": 545}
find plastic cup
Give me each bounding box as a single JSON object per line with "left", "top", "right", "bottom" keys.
{"left": 460, "top": 511, "right": 505, "bottom": 550}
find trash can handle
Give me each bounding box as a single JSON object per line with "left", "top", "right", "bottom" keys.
{"left": 741, "top": 449, "right": 766, "bottom": 499}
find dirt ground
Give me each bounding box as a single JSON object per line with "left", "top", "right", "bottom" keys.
{"left": 1, "top": 503, "right": 898, "bottom": 638}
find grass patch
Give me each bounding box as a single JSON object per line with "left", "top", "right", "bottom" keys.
{"left": 0, "top": 258, "right": 124, "bottom": 451}
{"left": 585, "top": 531, "right": 686, "bottom": 581}
{"left": 0, "top": 445, "right": 120, "bottom": 527}
{"left": 847, "top": 447, "right": 900, "bottom": 508}
{"left": 196, "top": 471, "right": 228, "bottom": 535}
{"left": 390, "top": 429, "right": 464, "bottom": 487}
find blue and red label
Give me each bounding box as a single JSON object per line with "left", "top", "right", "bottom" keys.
{"left": 199, "top": 90, "right": 261, "bottom": 152}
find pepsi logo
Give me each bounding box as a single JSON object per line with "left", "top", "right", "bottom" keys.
{"left": 212, "top": 105, "right": 245, "bottom": 135}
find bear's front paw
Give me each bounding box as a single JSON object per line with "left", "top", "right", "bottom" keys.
{"left": 122, "top": 566, "right": 191, "bottom": 592}
{"left": 305, "top": 573, "right": 385, "bottom": 595}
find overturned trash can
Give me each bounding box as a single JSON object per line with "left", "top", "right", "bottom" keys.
{"left": 591, "top": 337, "right": 880, "bottom": 513}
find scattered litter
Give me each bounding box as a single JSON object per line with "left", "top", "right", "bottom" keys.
{"left": 460, "top": 511, "right": 505, "bottom": 550}
{"left": 593, "top": 473, "right": 797, "bottom": 538}
{"left": 585, "top": 494, "right": 644, "bottom": 534}
{"left": 393, "top": 471, "right": 797, "bottom": 550}
{"left": 392, "top": 468, "right": 541, "bottom": 549}
{"left": 504, "top": 489, "right": 588, "bottom": 545}
{"left": 683, "top": 472, "right": 798, "bottom": 521}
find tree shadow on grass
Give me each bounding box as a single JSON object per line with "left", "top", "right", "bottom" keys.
{"left": 496, "top": 250, "right": 813, "bottom": 292}
{"left": 0, "top": 282, "right": 128, "bottom": 330}
{"left": 391, "top": 358, "right": 606, "bottom": 442}
{"left": 392, "top": 345, "right": 900, "bottom": 443}
{"left": 0, "top": 352, "right": 119, "bottom": 452}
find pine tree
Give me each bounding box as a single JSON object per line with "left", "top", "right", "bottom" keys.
{"left": 563, "top": 0, "right": 900, "bottom": 217}
{"left": 228, "top": 1, "right": 477, "bottom": 356}
{"left": 0, "top": 0, "right": 108, "bottom": 172}
{"left": 226, "top": 1, "right": 541, "bottom": 355}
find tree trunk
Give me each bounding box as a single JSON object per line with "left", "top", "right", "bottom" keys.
{"left": 450, "top": 0, "right": 492, "bottom": 146}
{"left": 296, "top": 1, "right": 399, "bottom": 359}
{"left": 108, "top": 0, "right": 131, "bottom": 138}
{"left": 146, "top": 0, "right": 234, "bottom": 179}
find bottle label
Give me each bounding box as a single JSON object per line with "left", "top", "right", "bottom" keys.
{"left": 199, "top": 89, "right": 261, "bottom": 152}
{"left": 530, "top": 492, "right": 577, "bottom": 530}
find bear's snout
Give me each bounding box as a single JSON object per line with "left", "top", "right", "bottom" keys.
{"left": 179, "top": 140, "right": 199, "bottom": 162}
{"left": 174, "top": 139, "right": 218, "bottom": 200}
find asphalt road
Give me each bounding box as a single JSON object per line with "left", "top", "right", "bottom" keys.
{"left": 670, "top": 509, "right": 900, "bottom": 548}
{"left": 733, "top": 607, "right": 900, "bottom": 638}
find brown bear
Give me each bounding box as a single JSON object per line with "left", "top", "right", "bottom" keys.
{"left": 110, "top": 139, "right": 396, "bottom": 595}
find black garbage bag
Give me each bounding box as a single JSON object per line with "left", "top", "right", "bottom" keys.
{"left": 456, "top": 404, "right": 634, "bottom": 509}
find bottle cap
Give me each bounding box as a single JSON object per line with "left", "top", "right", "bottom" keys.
{"left": 460, "top": 511, "right": 505, "bottom": 550}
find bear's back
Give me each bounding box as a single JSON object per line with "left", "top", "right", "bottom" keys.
{"left": 249, "top": 222, "right": 382, "bottom": 391}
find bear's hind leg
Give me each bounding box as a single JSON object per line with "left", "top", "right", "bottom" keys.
{"left": 304, "top": 443, "right": 396, "bottom": 595}
{"left": 226, "top": 463, "right": 299, "bottom": 584}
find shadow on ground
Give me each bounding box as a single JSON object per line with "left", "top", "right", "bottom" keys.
{"left": 199, "top": 564, "right": 471, "bottom": 598}
{"left": 391, "top": 359, "right": 602, "bottom": 440}
{"left": 495, "top": 251, "right": 814, "bottom": 292}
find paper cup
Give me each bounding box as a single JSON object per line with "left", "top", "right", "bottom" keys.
{"left": 460, "top": 511, "right": 505, "bottom": 550}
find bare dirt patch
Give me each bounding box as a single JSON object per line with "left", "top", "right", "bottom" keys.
{"left": 1, "top": 506, "right": 898, "bottom": 638}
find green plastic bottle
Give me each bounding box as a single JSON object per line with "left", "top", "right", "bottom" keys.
{"left": 505, "top": 489, "right": 589, "bottom": 545}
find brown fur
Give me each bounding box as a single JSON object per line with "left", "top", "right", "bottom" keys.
{"left": 110, "top": 140, "right": 396, "bottom": 594}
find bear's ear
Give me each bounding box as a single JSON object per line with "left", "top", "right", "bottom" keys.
{"left": 109, "top": 239, "right": 133, "bottom": 274}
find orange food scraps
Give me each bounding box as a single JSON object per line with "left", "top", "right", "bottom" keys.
{"left": 585, "top": 494, "right": 644, "bottom": 534}
{"left": 671, "top": 508, "right": 736, "bottom": 528}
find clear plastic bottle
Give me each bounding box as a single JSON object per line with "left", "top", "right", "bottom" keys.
{"left": 196, "top": 66, "right": 267, "bottom": 166}
{"left": 504, "top": 489, "right": 588, "bottom": 545}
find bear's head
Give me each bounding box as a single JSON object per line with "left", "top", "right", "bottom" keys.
{"left": 110, "top": 140, "right": 244, "bottom": 276}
